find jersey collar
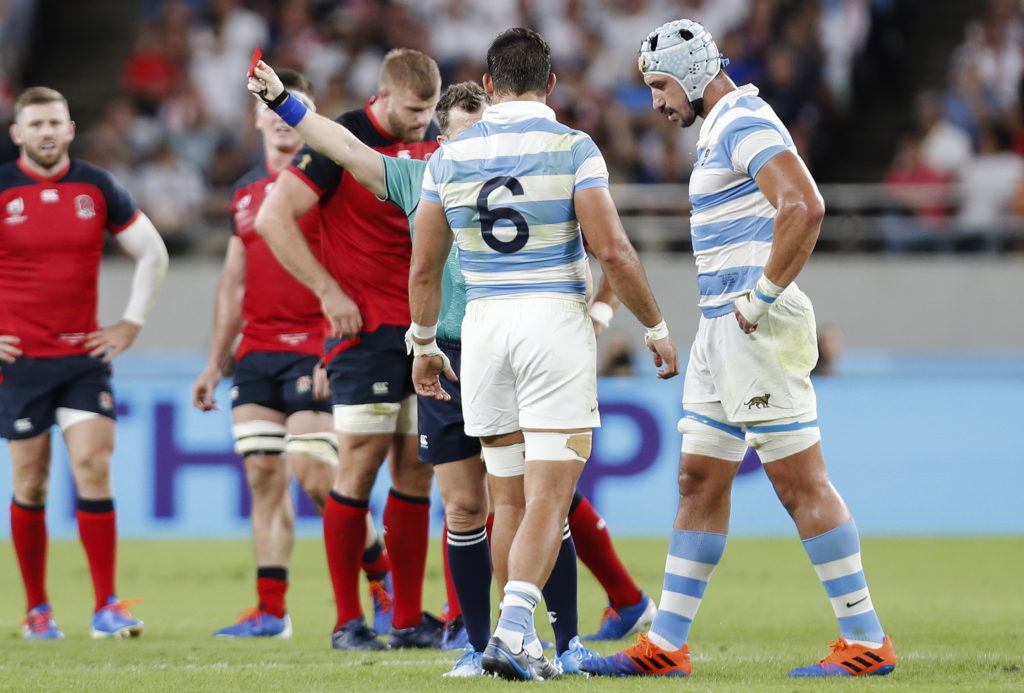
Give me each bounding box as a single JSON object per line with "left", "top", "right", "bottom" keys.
{"left": 482, "top": 100, "right": 556, "bottom": 124}
{"left": 698, "top": 83, "right": 760, "bottom": 143}
{"left": 17, "top": 157, "right": 71, "bottom": 183}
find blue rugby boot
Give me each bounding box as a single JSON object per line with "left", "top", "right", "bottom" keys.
{"left": 331, "top": 616, "right": 386, "bottom": 650}
{"left": 91, "top": 596, "right": 144, "bottom": 639}
{"left": 389, "top": 611, "right": 444, "bottom": 649}
{"left": 442, "top": 645, "right": 484, "bottom": 678}
{"left": 583, "top": 593, "right": 657, "bottom": 641}
{"left": 368, "top": 572, "right": 393, "bottom": 635}
{"left": 556, "top": 635, "right": 600, "bottom": 675}
{"left": 440, "top": 614, "right": 468, "bottom": 651}
{"left": 22, "top": 603, "right": 64, "bottom": 640}
{"left": 213, "top": 608, "right": 292, "bottom": 638}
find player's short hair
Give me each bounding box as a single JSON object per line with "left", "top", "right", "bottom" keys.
{"left": 436, "top": 82, "right": 489, "bottom": 136}
{"left": 14, "top": 86, "right": 69, "bottom": 118}
{"left": 380, "top": 48, "right": 441, "bottom": 101}
{"left": 486, "top": 28, "right": 551, "bottom": 96}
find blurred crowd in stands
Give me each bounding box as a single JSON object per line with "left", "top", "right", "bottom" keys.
{"left": 1, "top": 0, "right": 1023, "bottom": 254}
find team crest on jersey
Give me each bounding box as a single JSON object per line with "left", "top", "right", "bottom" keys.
{"left": 40, "top": 189, "right": 59, "bottom": 202}
{"left": 397, "top": 149, "right": 412, "bottom": 159}
{"left": 75, "top": 194, "right": 96, "bottom": 219}
{"left": 296, "top": 375, "right": 313, "bottom": 394}
{"left": 98, "top": 391, "right": 114, "bottom": 411}
{"left": 5, "top": 197, "right": 26, "bottom": 224}
{"left": 237, "top": 193, "right": 252, "bottom": 210}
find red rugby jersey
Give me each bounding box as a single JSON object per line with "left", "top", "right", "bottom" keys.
{"left": 231, "top": 162, "right": 328, "bottom": 360}
{"left": 0, "top": 158, "right": 140, "bottom": 357}
{"left": 287, "top": 99, "right": 439, "bottom": 341}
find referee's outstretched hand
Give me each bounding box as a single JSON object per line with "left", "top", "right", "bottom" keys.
{"left": 247, "top": 61, "right": 284, "bottom": 105}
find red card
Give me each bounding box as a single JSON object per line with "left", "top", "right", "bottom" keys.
{"left": 248, "top": 47, "right": 263, "bottom": 78}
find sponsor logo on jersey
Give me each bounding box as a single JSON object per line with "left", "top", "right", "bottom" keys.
{"left": 237, "top": 193, "right": 252, "bottom": 210}
{"left": 699, "top": 146, "right": 712, "bottom": 167}
{"left": 5, "top": 197, "right": 26, "bottom": 224}
{"left": 372, "top": 381, "right": 389, "bottom": 397}
{"left": 14, "top": 418, "right": 33, "bottom": 433}
{"left": 264, "top": 182, "right": 274, "bottom": 195}
{"left": 75, "top": 194, "right": 96, "bottom": 219}
{"left": 296, "top": 375, "right": 312, "bottom": 394}
{"left": 41, "top": 189, "right": 59, "bottom": 202}
{"left": 98, "top": 391, "right": 114, "bottom": 411}
{"left": 278, "top": 332, "right": 309, "bottom": 346}
{"left": 57, "top": 332, "right": 86, "bottom": 345}
{"left": 397, "top": 149, "right": 412, "bottom": 159}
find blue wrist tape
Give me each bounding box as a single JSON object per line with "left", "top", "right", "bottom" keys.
{"left": 274, "top": 93, "right": 308, "bottom": 127}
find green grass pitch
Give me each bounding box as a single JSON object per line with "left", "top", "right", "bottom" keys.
{"left": 0, "top": 537, "right": 1021, "bottom": 691}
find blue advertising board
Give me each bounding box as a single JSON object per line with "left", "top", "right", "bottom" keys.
{"left": 0, "top": 354, "right": 1020, "bottom": 537}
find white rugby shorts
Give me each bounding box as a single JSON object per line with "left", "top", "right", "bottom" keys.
{"left": 684, "top": 283, "right": 819, "bottom": 423}
{"left": 460, "top": 296, "right": 600, "bottom": 437}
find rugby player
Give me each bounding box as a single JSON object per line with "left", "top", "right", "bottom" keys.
{"left": 255, "top": 49, "right": 442, "bottom": 650}
{"left": 249, "top": 60, "right": 654, "bottom": 676}
{"left": 582, "top": 19, "right": 897, "bottom": 678}
{"left": 408, "top": 28, "right": 678, "bottom": 681}
{"left": 0, "top": 87, "right": 168, "bottom": 639}
{"left": 191, "top": 69, "right": 391, "bottom": 639}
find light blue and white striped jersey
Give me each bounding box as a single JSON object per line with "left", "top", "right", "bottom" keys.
{"left": 420, "top": 100, "right": 608, "bottom": 302}
{"left": 689, "top": 84, "right": 796, "bottom": 318}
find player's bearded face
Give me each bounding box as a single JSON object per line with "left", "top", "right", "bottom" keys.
{"left": 644, "top": 75, "right": 697, "bottom": 128}
{"left": 13, "top": 102, "right": 74, "bottom": 170}
{"left": 384, "top": 86, "right": 439, "bottom": 142}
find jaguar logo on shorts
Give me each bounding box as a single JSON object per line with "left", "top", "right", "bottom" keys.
{"left": 75, "top": 194, "right": 96, "bottom": 219}
{"left": 14, "top": 417, "right": 33, "bottom": 433}
{"left": 230, "top": 386, "right": 239, "bottom": 401}
{"left": 296, "top": 375, "right": 312, "bottom": 394}
{"left": 98, "top": 391, "right": 114, "bottom": 411}
{"left": 372, "top": 381, "right": 389, "bottom": 397}
{"left": 744, "top": 393, "right": 772, "bottom": 409}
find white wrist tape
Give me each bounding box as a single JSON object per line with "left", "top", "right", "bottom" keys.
{"left": 404, "top": 323, "right": 437, "bottom": 355}
{"left": 410, "top": 338, "right": 453, "bottom": 373}
{"left": 735, "top": 275, "right": 785, "bottom": 325}
{"left": 409, "top": 322, "right": 436, "bottom": 340}
{"left": 644, "top": 320, "right": 669, "bottom": 342}
{"left": 589, "top": 301, "right": 614, "bottom": 329}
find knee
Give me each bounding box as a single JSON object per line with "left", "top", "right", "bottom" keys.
{"left": 15, "top": 478, "right": 49, "bottom": 506}
{"left": 245, "top": 456, "right": 288, "bottom": 497}
{"left": 71, "top": 450, "right": 111, "bottom": 486}
{"left": 444, "top": 493, "right": 488, "bottom": 531}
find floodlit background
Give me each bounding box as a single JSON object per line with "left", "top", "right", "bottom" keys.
{"left": 0, "top": 0, "right": 1020, "bottom": 537}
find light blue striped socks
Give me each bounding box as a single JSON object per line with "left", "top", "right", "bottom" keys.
{"left": 494, "top": 580, "right": 544, "bottom": 657}
{"left": 802, "top": 518, "right": 885, "bottom": 647}
{"left": 648, "top": 529, "right": 727, "bottom": 650}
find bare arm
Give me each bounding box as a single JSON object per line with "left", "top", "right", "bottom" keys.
{"left": 756, "top": 151, "right": 825, "bottom": 286}
{"left": 250, "top": 61, "right": 386, "bottom": 198}
{"left": 588, "top": 267, "right": 621, "bottom": 335}
{"left": 255, "top": 170, "right": 362, "bottom": 338}
{"left": 408, "top": 199, "right": 456, "bottom": 399}
{"left": 734, "top": 151, "right": 825, "bottom": 333}
{"left": 576, "top": 186, "right": 678, "bottom": 378}
{"left": 192, "top": 237, "right": 246, "bottom": 411}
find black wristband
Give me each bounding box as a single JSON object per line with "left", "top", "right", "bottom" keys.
{"left": 265, "top": 89, "right": 289, "bottom": 110}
